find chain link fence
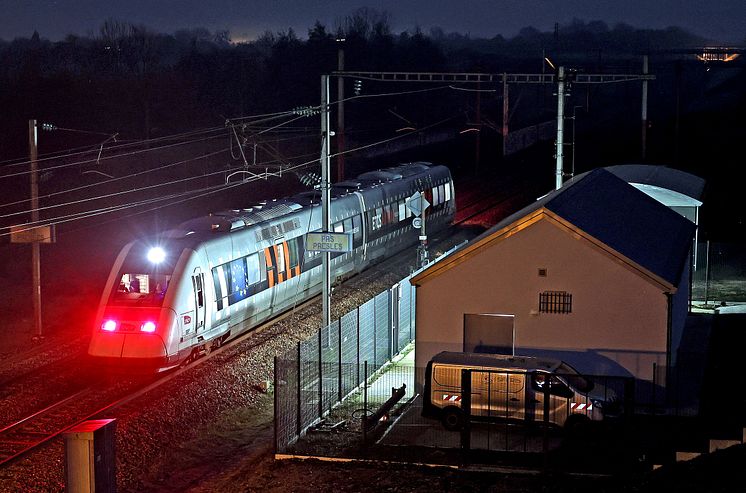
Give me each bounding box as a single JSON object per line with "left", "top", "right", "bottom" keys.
{"left": 275, "top": 273, "right": 416, "bottom": 454}
{"left": 692, "top": 241, "right": 746, "bottom": 304}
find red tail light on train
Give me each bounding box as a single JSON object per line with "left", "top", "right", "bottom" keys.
{"left": 140, "top": 321, "right": 157, "bottom": 333}
{"left": 100, "top": 318, "right": 158, "bottom": 333}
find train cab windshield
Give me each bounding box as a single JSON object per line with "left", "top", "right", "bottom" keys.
{"left": 109, "top": 244, "right": 177, "bottom": 306}
{"left": 111, "top": 272, "right": 172, "bottom": 306}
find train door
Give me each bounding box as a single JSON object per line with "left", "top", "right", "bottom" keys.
{"left": 263, "top": 239, "right": 289, "bottom": 310}
{"left": 191, "top": 270, "right": 206, "bottom": 334}
{"left": 391, "top": 282, "right": 400, "bottom": 354}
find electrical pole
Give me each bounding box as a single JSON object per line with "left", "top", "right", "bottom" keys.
{"left": 320, "top": 76, "right": 332, "bottom": 329}
{"left": 29, "top": 119, "right": 43, "bottom": 338}
{"left": 641, "top": 55, "right": 649, "bottom": 161}
{"left": 475, "top": 79, "right": 481, "bottom": 172}
{"left": 555, "top": 66, "right": 566, "bottom": 190}
{"left": 501, "top": 73, "right": 509, "bottom": 157}
{"left": 336, "top": 38, "right": 346, "bottom": 182}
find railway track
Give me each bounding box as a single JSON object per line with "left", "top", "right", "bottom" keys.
{"left": 0, "top": 389, "right": 95, "bottom": 466}
{"left": 0, "top": 295, "right": 318, "bottom": 470}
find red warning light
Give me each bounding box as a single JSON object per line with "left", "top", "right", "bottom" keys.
{"left": 141, "top": 321, "right": 156, "bottom": 333}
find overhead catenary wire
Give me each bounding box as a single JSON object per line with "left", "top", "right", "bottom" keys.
{"left": 0, "top": 110, "right": 298, "bottom": 176}
{"left": 0, "top": 108, "right": 298, "bottom": 169}
{"left": 2, "top": 82, "right": 470, "bottom": 236}
{"left": 0, "top": 124, "right": 326, "bottom": 213}
{"left": 0, "top": 145, "right": 322, "bottom": 225}
{"left": 2, "top": 112, "right": 455, "bottom": 238}
{"left": 0, "top": 125, "right": 226, "bottom": 170}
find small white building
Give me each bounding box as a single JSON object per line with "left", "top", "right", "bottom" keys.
{"left": 411, "top": 167, "right": 700, "bottom": 388}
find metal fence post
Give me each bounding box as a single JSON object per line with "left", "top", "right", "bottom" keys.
{"left": 337, "top": 319, "right": 342, "bottom": 402}
{"left": 356, "top": 306, "right": 361, "bottom": 386}
{"left": 296, "top": 342, "right": 302, "bottom": 436}
{"left": 365, "top": 296, "right": 378, "bottom": 368}
{"left": 542, "top": 378, "right": 551, "bottom": 470}
{"left": 624, "top": 377, "right": 635, "bottom": 421}
{"left": 318, "top": 327, "right": 323, "bottom": 418}
{"left": 652, "top": 362, "right": 657, "bottom": 414}
{"left": 407, "top": 281, "right": 411, "bottom": 343}
{"left": 273, "top": 355, "right": 279, "bottom": 453}
{"left": 390, "top": 285, "right": 395, "bottom": 356}
{"left": 704, "top": 240, "right": 710, "bottom": 305}
{"left": 460, "top": 369, "right": 471, "bottom": 453}
{"left": 363, "top": 360, "right": 368, "bottom": 446}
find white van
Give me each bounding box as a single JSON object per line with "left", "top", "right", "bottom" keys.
{"left": 422, "top": 351, "right": 616, "bottom": 431}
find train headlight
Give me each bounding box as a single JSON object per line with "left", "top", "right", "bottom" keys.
{"left": 140, "top": 321, "right": 157, "bottom": 333}
{"left": 147, "top": 247, "right": 166, "bottom": 264}
{"left": 102, "top": 320, "right": 117, "bottom": 332}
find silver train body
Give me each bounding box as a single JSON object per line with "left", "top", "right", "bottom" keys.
{"left": 88, "top": 162, "right": 455, "bottom": 371}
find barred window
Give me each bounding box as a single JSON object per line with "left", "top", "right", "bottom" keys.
{"left": 539, "top": 291, "right": 572, "bottom": 314}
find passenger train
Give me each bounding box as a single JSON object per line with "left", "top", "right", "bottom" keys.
{"left": 88, "top": 162, "right": 456, "bottom": 371}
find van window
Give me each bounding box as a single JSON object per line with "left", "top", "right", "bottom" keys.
{"left": 487, "top": 372, "right": 524, "bottom": 394}
{"left": 557, "top": 362, "right": 593, "bottom": 392}
{"left": 433, "top": 365, "right": 461, "bottom": 388}
{"left": 532, "top": 372, "right": 574, "bottom": 398}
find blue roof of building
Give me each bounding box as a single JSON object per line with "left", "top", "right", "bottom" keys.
{"left": 485, "top": 168, "right": 697, "bottom": 287}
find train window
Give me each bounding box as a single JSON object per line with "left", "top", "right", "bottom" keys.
{"left": 228, "top": 258, "right": 249, "bottom": 305}
{"left": 389, "top": 203, "right": 399, "bottom": 223}
{"left": 194, "top": 274, "right": 204, "bottom": 308}
{"left": 334, "top": 222, "right": 344, "bottom": 233}
{"left": 445, "top": 181, "right": 452, "bottom": 202}
{"left": 287, "top": 239, "right": 300, "bottom": 269}
{"left": 275, "top": 243, "right": 286, "bottom": 274}
{"left": 432, "top": 186, "right": 440, "bottom": 206}
{"left": 212, "top": 265, "right": 228, "bottom": 310}
{"left": 398, "top": 200, "right": 406, "bottom": 221}
{"left": 352, "top": 215, "right": 362, "bottom": 247}
{"left": 111, "top": 272, "right": 172, "bottom": 306}
{"left": 246, "top": 253, "right": 264, "bottom": 285}
{"left": 343, "top": 217, "right": 353, "bottom": 232}
{"left": 370, "top": 207, "right": 383, "bottom": 231}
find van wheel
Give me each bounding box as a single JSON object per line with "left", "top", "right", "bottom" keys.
{"left": 442, "top": 407, "right": 463, "bottom": 431}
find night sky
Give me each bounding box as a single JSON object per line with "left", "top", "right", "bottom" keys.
{"left": 2, "top": 0, "right": 745, "bottom": 43}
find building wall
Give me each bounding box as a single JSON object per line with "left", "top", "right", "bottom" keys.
{"left": 414, "top": 217, "right": 670, "bottom": 382}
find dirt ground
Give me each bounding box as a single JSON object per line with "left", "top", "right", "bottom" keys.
{"left": 138, "top": 395, "right": 578, "bottom": 493}
{"left": 128, "top": 386, "right": 746, "bottom": 493}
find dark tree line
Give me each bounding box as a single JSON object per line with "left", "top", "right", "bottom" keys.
{"left": 0, "top": 11, "right": 711, "bottom": 159}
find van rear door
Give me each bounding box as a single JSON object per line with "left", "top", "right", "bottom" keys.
{"left": 492, "top": 370, "right": 525, "bottom": 421}
{"left": 471, "top": 369, "right": 525, "bottom": 421}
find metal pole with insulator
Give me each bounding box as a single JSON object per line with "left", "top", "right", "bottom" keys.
{"left": 555, "top": 67, "right": 565, "bottom": 190}
{"left": 321, "top": 75, "right": 332, "bottom": 329}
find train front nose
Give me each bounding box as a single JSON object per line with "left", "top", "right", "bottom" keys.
{"left": 89, "top": 308, "right": 171, "bottom": 368}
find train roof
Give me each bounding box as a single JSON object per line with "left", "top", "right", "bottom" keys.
{"left": 165, "top": 161, "right": 443, "bottom": 237}
{"left": 430, "top": 351, "right": 562, "bottom": 372}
